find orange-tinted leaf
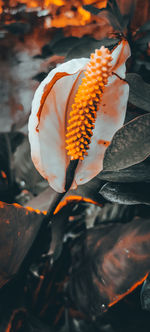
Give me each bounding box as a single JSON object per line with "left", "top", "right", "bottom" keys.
{"left": 67, "top": 217, "right": 150, "bottom": 317}
{"left": 0, "top": 201, "right": 45, "bottom": 288}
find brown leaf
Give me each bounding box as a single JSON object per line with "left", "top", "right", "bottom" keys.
{"left": 131, "top": 0, "right": 150, "bottom": 31}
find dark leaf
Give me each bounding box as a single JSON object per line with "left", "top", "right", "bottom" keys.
{"left": 131, "top": 0, "right": 150, "bottom": 31}
{"left": 24, "top": 188, "right": 71, "bottom": 260}
{"left": 107, "top": 0, "right": 135, "bottom": 31}
{"left": 13, "top": 136, "right": 48, "bottom": 196}
{"left": 4, "top": 22, "right": 31, "bottom": 35}
{"left": 49, "top": 204, "right": 75, "bottom": 261}
{"left": 141, "top": 274, "right": 150, "bottom": 311}
{"left": 25, "top": 244, "right": 71, "bottom": 329}
{"left": 32, "top": 72, "right": 48, "bottom": 83}
{"left": 3, "top": 309, "right": 52, "bottom": 332}
{"left": 134, "top": 32, "right": 150, "bottom": 46}
{"left": 98, "top": 158, "right": 150, "bottom": 182}
{"left": 137, "top": 20, "right": 150, "bottom": 32}
{"left": 107, "top": 0, "right": 124, "bottom": 31}
{"left": 103, "top": 113, "right": 150, "bottom": 171}
{"left": 26, "top": 176, "right": 104, "bottom": 261}
{"left": 100, "top": 182, "right": 150, "bottom": 205}
{"left": 66, "top": 38, "right": 119, "bottom": 60}
{"left": 83, "top": 5, "right": 102, "bottom": 15}
{"left": 24, "top": 174, "right": 106, "bottom": 261}
{"left": 24, "top": 176, "right": 104, "bottom": 261}
{"left": 0, "top": 133, "right": 14, "bottom": 185}
{"left": 70, "top": 203, "right": 101, "bottom": 229}
{"left": 9, "top": 132, "right": 25, "bottom": 153}
{"left": 0, "top": 201, "right": 45, "bottom": 288}
{"left": 41, "top": 44, "right": 53, "bottom": 58}
{"left": 96, "top": 203, "right": 135, "bottom": 224}
{"left": 126, "top": 73, "right": 150, "bottom": 112}
{"left": 67, "top": 217, "right": 150, "bottom": 318}
{"left": 60, "top": 314, "right": 112, "bottom": 332}
{"left": 52, "top": 37, "right": 80, "bottom": 56}
{"left": 0, "top": 132, "right": 24, "bottom": 202}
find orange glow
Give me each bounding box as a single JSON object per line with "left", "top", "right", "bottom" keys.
{"left": 0, "top": 0, "right": 3, "bottom": 14}
{"left": 54, "top": 306, "right": 65, "bottom": 325}
{"left": 54, "top": 195, "right": 102, "bottom": 214}
{"left": 0, "top": 201, "right": 46, "bottom": 215}
{"left": 95, "top": 0, "right": 107, "bottom": 9}
{"left": 77, "top": 6, "right": 91, "bottom": 24}
{"left": 5, "top": 322, "right": 11, "bottom": 332}
{"left": 45, "top": 0, "right": 65, "bottom": 5}
{"left": 83, "top": 0, "right": 107, "bottom": 7}
{"left": 0, "top": 201, "right": 6, "bottom": 208}
{"left": 25, "top": 205, "right": 47, "bottom": 214}
{"left": 0, "top": 0, "right": 108, "bottom": 28}
{"left": 8, "top": 0, "right": 39, "bottom": 8}
{"left": 5, "top": 309, "right": 27, "bottom": 332}
{"left": 109, "top": 273, "right": 149, "bottom": 307}
{"left": 1, "top": 170, "right": 7, "bottom": 179}
{"left": 66, "top": 46, "right": 112, "bottom": 160}
{"left": 50, "top": 6, "right": 91, "bottom": 28}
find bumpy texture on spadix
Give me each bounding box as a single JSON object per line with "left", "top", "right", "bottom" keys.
{"left": 28, "top": 40, "right": 131, "bottom": 193}
{"left": 66, "top": 47, "right": 112, "bottom": 160}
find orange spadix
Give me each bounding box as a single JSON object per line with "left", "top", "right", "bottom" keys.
{"left": 65, "top": 46, "right": 112, "bottom": 160}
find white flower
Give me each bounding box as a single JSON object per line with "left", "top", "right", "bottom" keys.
{"left": 28, "top": 40, "right": 130, "bottom": 193}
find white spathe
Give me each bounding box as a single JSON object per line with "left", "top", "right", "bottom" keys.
{"left": 28, "top": 40, "right": 131, "bottom": 193}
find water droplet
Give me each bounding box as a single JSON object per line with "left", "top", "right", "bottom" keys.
{"left": 101, "top": 303, "right": 108, "bottom": 313}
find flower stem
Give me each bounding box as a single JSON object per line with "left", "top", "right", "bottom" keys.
{"left": 41, "top": 159, "right": 79, "bottom": 259}
{"left": 45, "top": 159, "right": 79, "bottom": 220}
{"left": 65, "top": 159, "right": 79, "bottom": 191}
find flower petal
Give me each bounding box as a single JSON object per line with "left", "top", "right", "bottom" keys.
{"left": 75, "top": 40, "right": 131, "bottom": 186}
{"left": 28, "top": 58, "right": 88, "bottom": 192}
{"left": 111, "top": 39, "right": 131, "bottom": 78}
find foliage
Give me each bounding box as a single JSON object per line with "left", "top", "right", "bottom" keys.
{"left": 0, "top": 0, "right": 150, "bottom": 331}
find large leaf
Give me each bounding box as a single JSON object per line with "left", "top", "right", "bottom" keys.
{"left": 25, "top": 177, "right": 105, "bottom": 212}
{"left": 52, "top": 36, "right": 81, "bottom": 56}
{"left": 137, "top": 20, "right": 150, "bottom": 32}
{"left": 0, "top": 201, "right": 45, "bottom": 288}
{"left": 100, "top": 182, "right": 150, "bottom": 205}
{"left": 103, "top": 114, "right": 150, "bottom": 171}
{"left": 67, "top": 217, "right": 150, "bottom": 318}
{"left": 66, "top": 37, "right": 119, "bottom": 60}
{"left": 126, "top": 73, "right": 150, "bottom": 112}
{"left": 98, "top": 158, "right": 150, "bottom": 182}
{"left": 13, "top": 136, "right": 48, "bottom": 197}
{"left": 134, "top": 32, "right": 150, "bottom": 47}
